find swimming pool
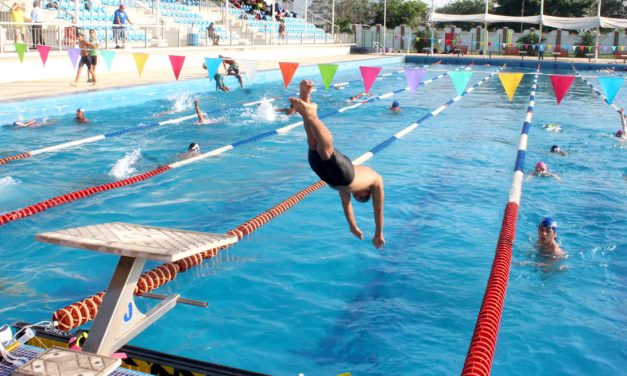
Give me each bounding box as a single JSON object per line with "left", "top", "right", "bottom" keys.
{"left": 0, "top": 59, "right": 625, "bottom": 375}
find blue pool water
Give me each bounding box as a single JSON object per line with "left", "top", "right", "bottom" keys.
{"left": 0, "top": 59, "right": 625, "bottom": 375}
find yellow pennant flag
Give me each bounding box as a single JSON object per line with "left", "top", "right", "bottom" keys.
{"left": 497, "top": 72, "right": 524, "bottom": 101}
{"left": 133, "top": 53, "right": 150, "bottom": 76}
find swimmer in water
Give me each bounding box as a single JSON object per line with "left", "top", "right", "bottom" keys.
{"left": 348, "top": 92, "right": 374, "bottom": 101}
{"left": 390, "top": 100, "right": 400, "bottom": 112}
{"left": 543, "top": 123, "right": 561, "bottom": 132}
{"left": 75, "top": 108, "right": 88, "bottom": 124}
{"left": 526, "top": 161, "right": 561, "bottom": 181}
{"left": 13, "top": 118, "right": 55, "bottom": 127}
{"left": 550, "top": 145, "right": 567, "bottom": 156}
{"left": 181, "top": 142, "right": 200, "bottom": 160}
{"left": 275, "top": 103, "right": 296, "bottom": 116}
{"left": 536, "top": 217, "right": 565, "bottom": 257}
{"left": 333, "top": 82, "right": 348, "bottom": 90}
{"left": 194, "top": 99, "right": 219, "bottom": 124}
{"left": 615, "top": 108, "right": 626, "bottom": 139}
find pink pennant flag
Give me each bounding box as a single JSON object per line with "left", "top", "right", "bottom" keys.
{"left": 168, "top": 55, "right": 185, "bottom": 80}
{"left": 36, "top": 45, "right": 51, "bottom": 66}
{"left": 404, "top": 68, "right": 425, "bottom": 94}
{"left": 67, "top": 47, "right": 81, "bottom": 70}
{"left": 359, "top": 66, "right": 382, "bottom": 93}
{"left": 549, "top": 75, "right": 575, "bottom": 105}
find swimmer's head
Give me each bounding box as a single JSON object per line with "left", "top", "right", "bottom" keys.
{"left": 76, "top": 108, "right": 84, "bottom": 114}
{"left": 218, "top": 54, "right": 223, "bottom": 58}
{"left": 535, "top": 161, "right": 547, "bottom": 173}
{"left": 13, "top": 121, "right": 19, "bottom": 126}
{"left": 616, "top": 129, "right": 625, "bottom": 138}
{"left": 550, "top": 145, "right": 560, "bottom": 153}
{"left": 391, "top": 100, "right": 400, "bottom": 108}
{"left": 352, "top": 189, "right": 371, "bottom": 203}
{"left": 539, "top": 217, "right": 558, "bottom": 233}
{"left": 188, "top": 142, "right": 200, "bottom": 153}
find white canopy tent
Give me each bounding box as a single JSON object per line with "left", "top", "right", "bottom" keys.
{"left": 428, "top": 0, "right": 627, "bottom": 60}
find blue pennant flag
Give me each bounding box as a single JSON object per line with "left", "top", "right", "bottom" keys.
{"left": 598, "top": 77, "right": 624, "bottom": 104}
{"left": 449, "top": 71, "right": 473, "bottom": 96}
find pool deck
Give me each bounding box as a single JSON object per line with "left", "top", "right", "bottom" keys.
{"left": 0, "top": 52, "right": 383, "bottom": 103}
{"left": 2, "top": 49, "right": 624, "bottom": 103}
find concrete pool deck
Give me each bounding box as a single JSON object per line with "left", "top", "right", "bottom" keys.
{"left": 0, "top": 45, "right": 385, "bottom": 103}
{"left": 2, "top": 48, "right": 624, "bottom": 104}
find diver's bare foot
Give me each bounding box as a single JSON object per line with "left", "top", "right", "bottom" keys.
{"left": 299, "top": 80, "right": 315, "bottom": 103}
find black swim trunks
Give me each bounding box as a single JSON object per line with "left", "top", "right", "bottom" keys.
{"left": 308, "top": 149, "right": 355, "bottom": 187}
{"left": 78, "top": 55, "right": 92, "bottom": 69}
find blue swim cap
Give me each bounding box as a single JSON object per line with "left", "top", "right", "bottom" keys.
{"left": 76, "top": 108, "right": 84, "bottom": 113}
{"left": 392, "top": 100, "right": 400, "bottom": 108}
{"left": 539, "top": 217, "right": 557, "bottom": 231}
{"left": 550, "top": 145, "right": 559, "bottom": 152}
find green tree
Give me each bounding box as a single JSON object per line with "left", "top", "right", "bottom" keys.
{"left": 575, "top": 31, "right": 595, "bottom": 57}
{"left": 494, "top": 0, "right": 597, "bottom": 18}
{"left": 372, "top": 0, "right": 428, "bottom": 29}
{"left": 334, "top": 0, "right": 377, "bottom": 26}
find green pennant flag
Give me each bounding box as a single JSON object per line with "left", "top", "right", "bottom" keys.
{"left": 15, "top": 43, "right": 27, "bottom": 63}
{"left": 100, "top": 50, "right": 116, "bottom": 71}
{"left": 317, "top": 64, "right": 339, "bottom": 91}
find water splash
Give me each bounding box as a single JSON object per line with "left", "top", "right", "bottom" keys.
{"left": 0, "top": 176, "right": 19, "bottom": 189}
{"left": 240, "top": 97, "right": 278, "bottom": 123}
{"left": 172, "top": 93, "right": 193, "bottom": 113}
{"left": 109, "top": 148, "right": 141, "bottom": 180}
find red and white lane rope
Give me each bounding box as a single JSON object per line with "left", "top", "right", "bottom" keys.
{"left": 461, "top": 66, "right": 541, "bottom": 376}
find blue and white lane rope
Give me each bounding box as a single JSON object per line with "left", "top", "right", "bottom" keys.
{"left": 510, "top": 66, "right": 541, "bottom": 203}
{"left": 461, "top": 66, "right": 540, "bottom": 376}
{"left": 1, "top": 67, "right": 413, "bottom": 166}
{"left": 351, "top": 65, "right": 503, "bottom": 166}
{"left": 168, "top": 63, "right": 466, "bottom": 169}
{"left": 573, "top": 67, "right": 623, "bottom": 114}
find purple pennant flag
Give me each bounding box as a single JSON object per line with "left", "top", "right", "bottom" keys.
{"left": 67, "top": 47, "right": 81, "bottom": 70}
{"left": 404, "top": 68, "right": 426, "bottom": 94}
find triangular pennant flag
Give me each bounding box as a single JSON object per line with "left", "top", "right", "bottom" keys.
{"left": 404, "top": 68, "right": 426, "bottom": 94}
{"left": 549, "top": 75, "right": 575, "bottom": 105}
{"left": 36, "top": 45, "right": 51, "bottom": 66}
{"left": 598, "top": 77, "right": 624, "bottom": 104}
{"left": 279, "top": 62, "right": 299, "bottom": 88}
{"left": 100, "top": 50, "right": 116, "bottom": 71}
{"left": 317, "top": 64, "right": 339, "bottom": 91}
{"left": 133, "top": 53, "right": 149, "bottom": 76}
{"left": 498, "top": 72, "right": 524, "bottom": 101}
{"left": 359, "top": 66, "right": 382, "bottom": 93}
{"left": 449, "top": 71, "right": 473, "bottom": 96}
{"left": 612, "top": 46, "right": 617, "bottom": 52}
{"left": 168, "top": 55, "right": 185, "bottom": 80}
{"left": 67, "top": 47, "right": 81, "bottom": 70}
{"left": 240, "top": 60, "right": 259, "bottom": 85}
{"left": 586, "top": 46, "right": 593, "bottom": 51}
{"left": 204, "top": 57, "right": 222, "bottom": 78}
{"left": 15, "top": 43, "right": 27, "bottom": 63}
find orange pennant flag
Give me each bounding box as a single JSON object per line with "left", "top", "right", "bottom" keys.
{"left": 168, "top": 55, "right": 185, "bottom": 80}
{"left": 279, "top": 62, "right": 299, "bottom": 88}
{"left": 133, "top": 53, "right": 149, "bottom": 76}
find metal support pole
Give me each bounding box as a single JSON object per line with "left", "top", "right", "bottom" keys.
{"left": 331, "top": 0, "right": 335, "bottom": 41}
{"left": 382, "top": 0, "right": 386, "bottom": 53}
{"left": 594, "top": 0, "right": 602, "bottom": 62}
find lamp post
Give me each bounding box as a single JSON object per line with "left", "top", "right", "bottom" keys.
{"left": 331, "top": 0, "right": 335, "bottom": 41}
{"left": 520, "top": 0, "right": 525, "bottom": 32}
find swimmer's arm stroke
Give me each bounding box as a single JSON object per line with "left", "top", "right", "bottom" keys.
{"left": 340, "top": 190, "right": 363, "bottom": 241}
{"left": 371, "top": 177, "right": 385, "bottom": 249}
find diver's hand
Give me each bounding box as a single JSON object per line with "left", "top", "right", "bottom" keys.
{"left": 372, "top": 235, "right": 385, "bottom": 249}
{"left": 350, "top": 226, "right": 363, "bottom": 240}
